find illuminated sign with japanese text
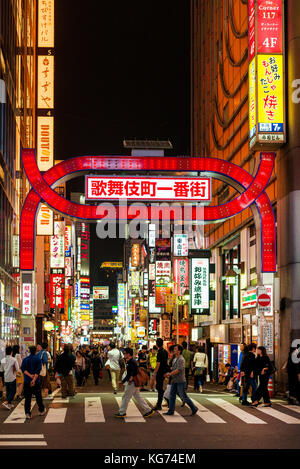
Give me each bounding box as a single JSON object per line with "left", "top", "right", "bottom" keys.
{"left": 22, "top": 283, "right": 32, "bottom": 315}
{"left": 38, "top": 0, "right": 54, "bottom": 48}
{"left": 37, "top": 55, "right": 54, "bottom": 109}
{"left": 174, "top": 258, "right": 189, "bottom": 296}
{"left": 85, "top": 176, "right": 211, "bottom": 201}
{"left": 191, "top": 258, "right": 210, "bottom": 313}
{"left": 93, "top": 286, "right": 109, "bottom": 300}
{"left": 50, "top": 235, "right": 64, "bottom": 268}
{"left": 155, "top": 261, "right": 171, "bottom": 285}
{"left": 37, "top": 204, "right": 53, "bottom": 235}
{"left": 131, "top": 244, "right": 140, "bottom": 267}
{"left": 248, "top": 0, "right": 285, "bottom": 149}
{"left": 173, "top": 234, "right": 189, "bottom": 257}
{"left": 50, "top": 274, "right": 64, "bottom": 308}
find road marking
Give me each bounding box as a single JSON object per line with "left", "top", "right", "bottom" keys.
{"left": 277, "top": 404, "right": 300, "bottom": 414}
{"left": 256, "top": 406, "right": 300, "bottom": 424}
{"left": 4, "top": 401, "right": 35, "bottom": 424}
{"left": 44, "top": 407, "right": 67, "bottom": 423}
{"left": 116, "top": 397, "right": 145, "bottom": 423}
{"left": 190, "top": 399, "right": 225, "bottom": 423}
{"left": 84, "top": 397, "right": 105, "bottom": 423}
{"left": 51, "top": 398, "right": 70, "bottom": 403}
{"left": 207, "top": 398, "right": 266, "bottom": 424}
{"left": 0, "top": 441, "right": 47, "bottom": 446}
{"left": 0, "top": 434, "right": 44, "bottom": 439}
{"left": 146, "top": 397, "right": 187, "bottom": 423}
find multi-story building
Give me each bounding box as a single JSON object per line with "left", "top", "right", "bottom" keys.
{"left": 0, "top": 0, "right": 37, "bottom": 346}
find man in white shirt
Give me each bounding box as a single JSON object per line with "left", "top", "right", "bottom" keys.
{"left": 0, "top": 346, "right": 19, "bottom": 409}
{"left": 106, "top": 342, "right": 124, "bottom": 394}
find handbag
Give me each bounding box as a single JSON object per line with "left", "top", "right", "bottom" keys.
{"left": 163, "top": 384, "right": 171, "bottom": 400}
{"left": 206, "top": 373, "right": 211, "bottom": 383}
{"left": 133, "top": 367, "right": 148, "bottom": 387}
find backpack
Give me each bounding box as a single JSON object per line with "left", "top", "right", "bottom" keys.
{"left": 133, "top": 366, "right": 149, "bottom": 387}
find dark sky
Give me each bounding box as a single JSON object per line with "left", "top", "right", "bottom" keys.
{"left": 55, "top": 1, "right": 191, "bottom": 287}
{"left": 55, "top": 0, "right": 191, "bottom": 158}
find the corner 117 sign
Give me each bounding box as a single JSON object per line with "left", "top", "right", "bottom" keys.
{"left": 86, "top": 176, "right": 211, "bottom": 201}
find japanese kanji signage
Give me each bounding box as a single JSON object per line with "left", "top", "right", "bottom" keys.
{"left": 22, "top": 283, "right": 32, "bottom": 315}
{"left": 155, "top": 286, "right": 171, "bottom": 307}
{"left": 50, "top": 274, "right": 64, "bottom": 308}
{"left": 148, "top": 318, "right": 158, "bottom": 336}
{"left": 174, "top": 258, "right": 189, "bottom": 296}
{"left": 37, "top": 55, "right": 54, "bottom": 109}
{"left": 85, "top": 176, "right": 211, "bottom": 201}
{"left": 131, "top": 244, "right": 140, "bottom": 267}
{"left": 50, "top": 234, "right": 64, "bottom": 268}
{"left": 248, "top": 0, "right": 285, "bottom": 149}
{"left": 37, "top": 116, "right": 54, "bottom": 171}
{"left": 38, "top": 0, "right": 54, "bottom": 48}
{"left": 93, "top": 286, "right": 109, "bottom": 300}
{"left": 191, "top": 258, "right": 210, "bottom": 313}
{"left": 173, "top": 234, "right": 189, "bottom": 257}
{"left": 155, "top": 261, "right": 171, "bottom": 285}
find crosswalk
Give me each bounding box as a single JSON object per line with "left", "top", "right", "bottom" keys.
{"left": 1, "top": 394, "right": 300, "bottom": 426}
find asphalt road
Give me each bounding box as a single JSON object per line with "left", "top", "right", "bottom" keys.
{"left": 1, "top": 376, "right": 300, "bottom": 450}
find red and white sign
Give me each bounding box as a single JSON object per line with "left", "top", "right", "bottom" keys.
{"left": 22, "top": 283, "right": 32, "bottom": 315}
{"left": 257, "top": 285, "right": 273, "bottom": 315}
{"left": 249, "top": 0, "right": 256, "bottom": 62}
{"left": 174, "top": 234, "right": 189, "bottom": 257}
{"left": 257, "top": 0, "right": 283, "bottom": 54}
{"left": 174, "top": 258, "right": 189, "bottom": 296}
{"left": 155, "top": 261, "right": 171, "bottom": 284}
{"left": 85, "top": 176, "right": 211, "bottom": 201}
{"left": 50, "top": 274, "right": 64, "bottom": 308}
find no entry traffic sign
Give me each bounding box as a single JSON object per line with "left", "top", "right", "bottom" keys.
{"left": 257, "top": 286, "right": 272, "bottom": 315}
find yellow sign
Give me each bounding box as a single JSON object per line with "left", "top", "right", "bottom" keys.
{"left": 257, "top": 54, "right": 283, "bottom": 127}
{"left": 44, "top": 321, "right": 54, "bottom": 331}
{"left": 37, "top": 116, "right": 54, "bottom": 171}
{"left": 165, "top": 294, "right": 177, "bottom": 313}
{"left": 100, "top": 262, "right": 123, "bottom": 269}
{"left": 249, "top": 58, "right": 256, "bottom": 140}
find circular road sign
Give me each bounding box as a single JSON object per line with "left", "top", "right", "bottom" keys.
{"left": 257, "top": 293, "right": 271, "bottom": 307}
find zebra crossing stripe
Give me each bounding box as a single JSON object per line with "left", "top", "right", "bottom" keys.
{"left": 44, "top": 407, "right": 67, "bottom": 423}
{"left": 4, "top": 401, "right": 35, "bottom": 424}
{"left": 84, "top": 397, "right": 105, "bottom": 423}
{"left": 190, "top": 399, "right": 225, "bottom": 423}
{"left": 277, "top": 404, "right": 300, "bottom": 415}
{"left": 256, "top": 406, "right": 300, "bottom": 424}
{"left": 146, "top": 397, "right": 187, "bottom": 423}
{"left": 115, "top": 397, "right": 145, "bottom": 422}
{"left": 0, "top": 441, "right": 47, "bottom": 446}
{"left": 207, "top": 398, "right": 266, "bottom": 424}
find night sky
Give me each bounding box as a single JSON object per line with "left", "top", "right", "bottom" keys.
{"left": 54, "top": 0, "right": 191, "bottom": 286}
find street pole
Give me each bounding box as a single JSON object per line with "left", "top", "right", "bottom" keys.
{"left": 176, "top": 298, "right": 179, "bottom": 344}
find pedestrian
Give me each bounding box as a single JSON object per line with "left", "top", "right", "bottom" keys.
{"left": 182, "top": 341, "right": 193, "bottom": 390}
{"left": 12, "top": 345, "right": 23, "bottom": 400}
{"left": 193, "top": 346, "right": 208, "bottom": 392}
{"left": 163, "top": 344, "right": 198, "bottom": 417}
{"left": 37, "top": 342, "right": 53, "bottom": 400}
{"left": 150, "top": 338, "right": 169, "bottom": 411}
{"left": 240, "top": 342, "right": 258, "bottom": 406}
{"left": 114, "top": 347, "right": 154, "bottom": 419}
{"left": 21, "top": 345, "right": 45, "bottom": 419}
{"left": 0, "top": 346, "right": 19, "bottom": 410}
{"left": 234, "top": 343, "right": 248, "bottom": 398}
{"left": 138, "top": 345, "right": 149, "bottom": 391}
{"left": 283, "top": 346, "right": 300, "bottom": 404}
{"left": 91, "top": 349, "right": 103, "bottom": 385}
{"left": 74, "top": 350, "right": 86, "bottom": 387}
{"left": 54, "top": 344, "right": 76, "bottom": 399}
{"left": 82, "top": 350, "right": 91, "bottom": 385}
{"left": 148, "top": 345, "right": 158, "bottom": 392}
{"left": 105, "top": 342, "right": 124, "bottom": 395}
{"left": 251, "top": 346, "right": 274, "bottom": 407}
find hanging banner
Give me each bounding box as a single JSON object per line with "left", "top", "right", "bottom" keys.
{"left": 22, "top": 283, "right": 32, "bottom": 315}
{"left": 50, "top": 235, "right": 64, "bottom": 268}
{"left": 38, "top": 0, "right": 55, "bottom": 48}
{"left": 37, "top": 55, "right": 54, "bottom": 109}
{"left": 190, "top": 258, "right": 210, "bottom": 314}
{"left": 37, "top": 116, "right": 54, "bottom": 171}
{"left": 50, "top": 274, "right": 64, "bottom": 308}
{"left": 155, "top": 261, "right": 171, "bottom": 285}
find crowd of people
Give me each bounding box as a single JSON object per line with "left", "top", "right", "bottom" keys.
{"left": 0, "top": 339, "right": 299, "bottom": 419}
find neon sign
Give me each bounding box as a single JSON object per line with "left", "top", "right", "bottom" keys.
{"left": 20, "top": 151, "right": 276, "bottom": 273}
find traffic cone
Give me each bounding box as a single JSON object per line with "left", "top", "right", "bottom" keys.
{"left": 267, "top": 376, "right": 274, "bottom": 398}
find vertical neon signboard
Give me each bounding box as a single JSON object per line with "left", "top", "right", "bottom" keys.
{"left": 249, "top": 0, "right": 285, "bottom": 149}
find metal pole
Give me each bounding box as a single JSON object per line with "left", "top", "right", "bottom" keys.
{"left": 176, "top": 299, "right": 179, "bottom": 344}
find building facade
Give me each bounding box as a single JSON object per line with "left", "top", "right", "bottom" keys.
{"left": 0, "top": 0, "right": 37, "bottom": 347}
{"left": 191, "top": 0, "right": 281, "bottom": 383}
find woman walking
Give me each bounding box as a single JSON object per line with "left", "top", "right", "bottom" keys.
{"left": 75, "top": 350, "right": 86, "bottom": 387}
{"left": 193, "top": 346, "right": 208, "bottom": 392}
{"left": 251, "top": 346, "right": 274, "bottom": 407}
{"left": 12, "top": 345, "right": 23, "bottom": 400}
{"left": 91, "top": 349, "right": 103, "bottom": 385}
